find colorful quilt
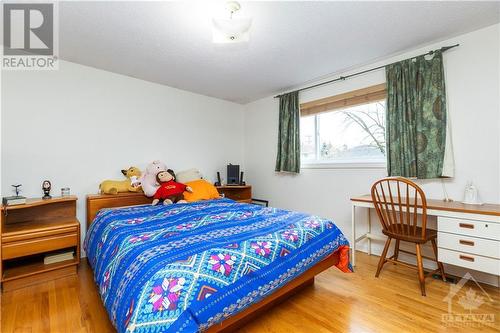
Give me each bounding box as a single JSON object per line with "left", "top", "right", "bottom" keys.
{"left": 84, "top": 199, "right": 351, "bottom": 333}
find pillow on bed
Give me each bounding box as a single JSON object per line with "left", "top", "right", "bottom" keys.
{"left": 176, "top": 168, "right": 203, "bottom": 183}
{"left": 183, "top": 179, "right": 220, "bottom": 202}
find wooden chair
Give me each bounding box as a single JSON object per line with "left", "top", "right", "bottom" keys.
{"left": 371, "top": 177, "right": 446, "bottom": 296}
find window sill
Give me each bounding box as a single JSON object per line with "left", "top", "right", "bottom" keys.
{"left": 301, "top": 161, "right": 387, "bottom": 170}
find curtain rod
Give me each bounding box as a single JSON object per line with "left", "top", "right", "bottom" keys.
{"left": 273, "top": 44, "right": 459, "bottom": 99}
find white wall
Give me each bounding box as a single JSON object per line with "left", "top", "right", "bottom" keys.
{"left": 244, "top": 24, "right": 500, "bottom": 283}
{"left": 1, "top": 23, "right": 498, "bottom": 283}
{"left": 1, "top": 60, "right": 245, "bottom": 248}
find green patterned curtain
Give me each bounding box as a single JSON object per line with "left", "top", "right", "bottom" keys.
{"left": 385, "top": 51, "right": 447, "bottom": 179}
{"left": 275, "top": 91, "right": 300, "bottom": 173}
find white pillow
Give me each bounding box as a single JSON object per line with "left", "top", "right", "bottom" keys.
{"left": 176, "top": 168, "right": 203, "bottom": 183}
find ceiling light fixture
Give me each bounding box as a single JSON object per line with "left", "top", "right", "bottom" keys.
{"left": 212, "top": 1, "right": 252, "bottom": 44}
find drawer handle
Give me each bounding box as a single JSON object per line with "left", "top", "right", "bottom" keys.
{"left": 459, "top": 255, "right": 475, "bottom": 262}
{"left": 459, "top": 223, "right": 474, "bottom": 229}
{"left": 459, "top": 240, "right": 475, "bottom": 246}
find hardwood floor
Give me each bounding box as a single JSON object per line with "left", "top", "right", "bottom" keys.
{"left": 1, "top": 251, "right": 499, "bottom": 333}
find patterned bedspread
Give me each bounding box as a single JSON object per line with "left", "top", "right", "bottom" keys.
{"left": 84, "top": 199, "right": 350, "bottom": 333}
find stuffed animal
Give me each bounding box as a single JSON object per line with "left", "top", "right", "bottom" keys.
{"left": 100, "top": 167, "right": 142, "bottom": 194}
{"left": 152, "top": 169, "right": 193, "bottom": 205}
{"left": 140, "top": 160, "right": 168, "bottom": 197}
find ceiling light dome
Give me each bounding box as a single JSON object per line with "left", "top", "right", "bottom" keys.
{"left": 212, "top": 1, "right": 252, "bottom": 44}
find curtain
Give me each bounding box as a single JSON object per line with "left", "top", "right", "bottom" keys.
{"left": 275, "top": 91, "right": 300, "bottom": 173}
{"left": 386, "top": 50, "right": 453, "bottom": 179}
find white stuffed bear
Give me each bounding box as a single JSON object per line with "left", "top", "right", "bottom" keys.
{"left": 140, "top": 160, "right": 167, "bottom": 197}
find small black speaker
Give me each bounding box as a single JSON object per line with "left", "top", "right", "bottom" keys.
{"left": 227, "top": 164, "right": 240, "bottom": 185}
{"left": 239, "top": 171, "right": 245, "bottom": 185}
{"left": 214, "top": 172, "right": 221, "bottom": 186}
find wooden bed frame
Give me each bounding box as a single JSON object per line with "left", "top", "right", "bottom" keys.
{"left": 86, "top": 193, "right": 342, "bottom": 332}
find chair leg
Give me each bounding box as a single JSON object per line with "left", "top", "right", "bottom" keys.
{"left": 393, "top": 239, "right": 400, "bottom": 262}
{"left": 415, "top": 243, "right": 426, "bottom": 296}
{"left": 431, "top": 239, "right": 446, "bottom": 282}
{"left": 375, "top": 237, "right": 392, "bottom": 278}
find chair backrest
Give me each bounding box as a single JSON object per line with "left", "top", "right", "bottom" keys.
{"left": 371, "top": 177, "right": 428, "bottom": 240}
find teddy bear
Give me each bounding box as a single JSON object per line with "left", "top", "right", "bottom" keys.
{"left": 152, "top": 169, "right": 193, "bottom": 205}
{"left": 140, "top": 160, "right": 167, "bottom": 197}
{"left": 100, "top": 167, "right": 142, "bottom": 194}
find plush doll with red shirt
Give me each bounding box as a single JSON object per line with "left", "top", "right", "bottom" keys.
{"left": 152, "top": 169, "right": 193, "bottom": 206}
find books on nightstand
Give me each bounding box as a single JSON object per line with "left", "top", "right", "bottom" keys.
{"left": 2, "top": 195, "right": 26, "bottom": 206}
{"left": 44, "top": 251, "right": 75, "bottom": 265}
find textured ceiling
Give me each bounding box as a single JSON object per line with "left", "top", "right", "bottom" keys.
{"left": 59, "top": 1, "right": 500, "bottom": 104}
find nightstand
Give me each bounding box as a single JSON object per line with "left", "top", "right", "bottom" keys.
{"left": 216, "top": 185, "right": 252, "bottom": 203}
{"left": 1, "top": 196, "right": 80, "bottom": 292}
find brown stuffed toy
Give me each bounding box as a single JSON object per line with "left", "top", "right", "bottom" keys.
{"left": 152, "top": 169, "right": 193, "bottom": 206}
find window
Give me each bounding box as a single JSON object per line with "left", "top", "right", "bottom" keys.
{"left": 300, "top": 84, "right": 386, "bottom": 167}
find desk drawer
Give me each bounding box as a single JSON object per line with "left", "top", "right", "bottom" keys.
{"left": 438, "top": 248, "right": 500, "bottom": 276}
{"left": 437, "top": 217, "right": 500, "bottom": 241}
{"left": 2, "top": 233, "right": 78, "bottom": 260}
{"left": 438, "top": 232, "right": 500, "bottom": 259}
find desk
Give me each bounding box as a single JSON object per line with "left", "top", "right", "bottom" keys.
{"left": 350, "top": 195, "right": 500, "bottom": 276}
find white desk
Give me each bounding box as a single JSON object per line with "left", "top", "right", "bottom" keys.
{"left": 350, "top": 195, "right": 500, "bottom": 276}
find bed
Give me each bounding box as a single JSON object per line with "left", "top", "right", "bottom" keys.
{"left": 85, "top": 193, "right": 351, "bottom": 333}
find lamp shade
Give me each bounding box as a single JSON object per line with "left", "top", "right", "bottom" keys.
{"left": 212, "top": 17, "right": 252, "bottom": 43}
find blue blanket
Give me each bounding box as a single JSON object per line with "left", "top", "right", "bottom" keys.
{"left": 85, "top": 199, "right": 350, "bottom": 333}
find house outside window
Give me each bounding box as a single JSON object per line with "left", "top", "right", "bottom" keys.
{"left": 300, "top": 84, "right": 387, "bottom": 168}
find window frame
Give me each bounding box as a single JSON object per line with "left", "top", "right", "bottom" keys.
{"left": 299, "top": 84, "right": 388, "bottom": 169}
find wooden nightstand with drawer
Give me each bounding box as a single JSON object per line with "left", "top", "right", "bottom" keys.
{"left": 216, "top": 185, "right": 252, "bottom": 203}
{"left": 1, "top": 196, "right": 80, "bottom": 291}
